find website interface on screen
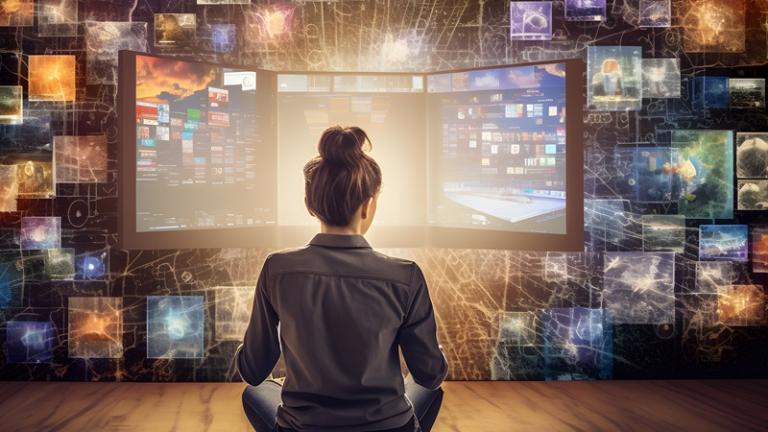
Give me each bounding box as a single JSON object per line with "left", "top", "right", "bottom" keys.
{"left": 276, "top": 73, "right": 426, "bottom": 226}
{"left": 134, "top": 55, "right": 275, "bottom": 232}
{"left": 427, "top": 63, "right": 568, "bottom": 234}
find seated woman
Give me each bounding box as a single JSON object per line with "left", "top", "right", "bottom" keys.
{"left": 237, "top": 126, "right": 448, "bottom": 432}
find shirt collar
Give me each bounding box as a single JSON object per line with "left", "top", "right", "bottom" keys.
{"left": 309, "top": 233, "right": 371, "bottom": 249}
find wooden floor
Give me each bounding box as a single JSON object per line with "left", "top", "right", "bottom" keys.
{"left": 1, "top": 380, "right": 767, "bottom": 431}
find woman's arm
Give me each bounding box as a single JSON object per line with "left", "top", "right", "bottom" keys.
{"left": 236, "top": 257, "right": 281, "bottom": 386}
{"left": 397, "top": 264, "right": 449, "bottom": 390}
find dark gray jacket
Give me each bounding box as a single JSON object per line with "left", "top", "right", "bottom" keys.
{"left": 237, "top": 233, "right": 448, "bottom": 431}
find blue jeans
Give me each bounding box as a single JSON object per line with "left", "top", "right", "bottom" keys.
{"left": 242, "top": 375, "right": 443, "bottom": 432}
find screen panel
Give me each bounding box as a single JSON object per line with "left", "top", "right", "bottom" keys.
{"left": 120, "top": 52, "right": 583, "bottom": 251}
{"left": 426, "top": 59, "right": 584, "bottom": 250}
{"left": 276, "top": 72, "right": 428, "bottom": 246}
{"left": 119, "top": 51, "right": 277, "bottom": 249}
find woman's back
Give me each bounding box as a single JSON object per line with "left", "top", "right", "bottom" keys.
{"left": 238, "top": 126, "right": 447, "bottom": 431}
{"left": 238, "top": 233, "right": 447, "bottom": 431}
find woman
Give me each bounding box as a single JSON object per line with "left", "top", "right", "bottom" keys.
{"left": 237, "top": 126, "right": 448, "bottom": 432}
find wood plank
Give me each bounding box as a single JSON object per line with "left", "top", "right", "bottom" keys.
{"left": 0, "top": 380, "right": 766, "bottom": 431}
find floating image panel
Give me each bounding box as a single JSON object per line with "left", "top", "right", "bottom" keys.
{"left": 691, "top": 76, "right": 729, "bottom": 110}
{"left": 16, "top": 161, "right": 54, "bottom": 198}
{"left": 682, "top": 0, "right": 745, "bottom": 53}
{"left": 584, "top": 199, "right": 628, "bottom": 243}
{"left": 543, "top": 252, "right": 568, "bottom": 283}
{"left": 543, "top": 308, "right": 612, "bottom": 380}
{"left": 603, "top": 252, "right": 676, "bottom": 324}
{"left": 37, "top": 0, "right": 77, "bottom": 36}
{"left": 699, "top": 225, "right": 748, "bottom": 262}
{"left": 671, "top": 130, "right": 734, "bottom": 219}
{"left": 0, "top": 85, "right": 22, "bottom": 124}
{"left": 76, "top": 252, "right": 108, "bottom": 280}
{"left": 68, "top": 297, "right": 123, "bottom": 358}
{"left": 736, "top": 133, "right": 768, "bottom": 179}
{"left": 639, "top": 0, "right": 671, "bottom": 27}
{"left": 44, "top": 248, "right": 75, "bottom": 280}
{"left": 154, "top": 13, "right": 196, "bottom": 48}
{"left": 642, "top": 59, "right": 680, "bottom": 98}
{"left": 564, "top": 0, "right": 605, "bottom": 21}
{"left": 717, "top": 285, "right": 765, "bottom": 327}
{"left": 696, "top": 261, "right": 733, "bottom": 294}
{"left": 215, "top": 286, "right": 254, "bottom": 341}
{"left": 6, "top": 320, "right": 56, "bottom": 363}
{"left": 633, "top": 147, "right": 679, "bottom": 203}
{"left": 20, "top": 217, "right": 61, "bottom": 250}
{"left": 0, "top": 255, "right": 23, "bottom": 308}
{"left": 587, "top": 46, "right": 643, "bottom": 111}
{"left": 28, "top": 55, "right": 76, "bottom": 102}
{"left": 510, "top": 1, "right": 552, "bottom": 41}
{"left": 85, "top": 21, "right": 148, "bottom": 85}
{"left": 729, "top": 79, "right": 765, "bottom": 109}
{"left": 0, "top": 164, "right": 18, "bottom": 212}
{"left": 0, "top": 0, "right": 34, "bottom": 26}
{"left": 498, "top": 311, "right": 538, "bottom": 346}
{"left": 205, "top": 23, "right": 236, "bottom": 53}
{"left": 147, "top": 296, "right": 205, "bottom": 358}
{"left": 642, "top": 215, "right": 685, "bottom": 253}
{"left": 753, "top": 227, "right": 768, "bottom": 273}
{"left": 737, "top": 180, "right": 768, "bottom": 211}
{"left": 54, "top": 135, "right": 108, "bottom": 183}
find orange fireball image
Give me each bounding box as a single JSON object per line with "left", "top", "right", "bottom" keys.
{"left": 28, "top": 55, "right": 76, "bottom": 101}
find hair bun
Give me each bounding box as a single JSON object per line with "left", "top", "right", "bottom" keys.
{"left": 318, "top": 126, "right": 370, "bottom": 166}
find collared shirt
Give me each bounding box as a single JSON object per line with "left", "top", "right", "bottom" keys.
{"left": 237, "top": 233, "right": 448, "bottom": 432}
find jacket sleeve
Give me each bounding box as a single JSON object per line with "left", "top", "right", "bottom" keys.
{"left": 236, "top": 256, "right": 281, "bottom": 386}
{"left": 397, "top": 264, "right": 449, "bottom": 390}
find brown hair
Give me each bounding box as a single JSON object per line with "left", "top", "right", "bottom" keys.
{"left": 303, "top": 126, "right": 382, "bottom": 227}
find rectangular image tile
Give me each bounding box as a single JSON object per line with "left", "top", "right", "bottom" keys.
{"left": 6, "top": 320, "right": 56, "bottom": 363}
{"left": 672, "top": 130, "right": 734, "bottom": 219}
{"left": 147, "top": 296, "right": 205, "bottom": 359}
{"left": 54, "top": 135, "right": 108, "bottom": 183}
{"left": 717, "top": 285, "right": 766, "bottom": 327}
{"left": 642, "top": 59, "right": 680, "bottom": 98}
{"left": 28, "top": 55, "right": 76, "bottom": 102}
{"left": 639, "top": 0, "right": 671, "bottom": 27}
{"left": 510, "top": 1, "right": 553, "bottom": 41}
{"left": 699, "top": 225, "right": 748, "bottom": 262}
{"left": 20, "top": 217, "right": 61, "bottom": 250}
{"left": 565, "top": 0, "right": 605, "bottom": 21}
{"left": 68, "top": 297, "right": 123, "bottom": 358}
{"left": 215, "top": 287, "right": 253, "bottom": 341}
{"left": 603, "top": 252, "right": 676, "bottom": 324}
{"left": 752, "top": 227, "right": 768, "bottom": 273}
{"left": 642, "top": 215, "right": 686, "bottom": 253}
{"left": 736, "top": 132, "right": 768, "bottom": 179}
{"left": 0, "top": 85, "right": 23, "bottom": 124}
{"left": 729, "top": 79, "right": 765, "bottom": 109}
{"left": 0, "top": 164, "right": 18, "bottom": 212}
{"left": 543, "top": 307, "right": 612, "bottom": 380}
{"left": 737, "top": 180, "right": 768, "bottom": 210}
{"left": 587, "top": 46, "right": 643, "bottom": 111}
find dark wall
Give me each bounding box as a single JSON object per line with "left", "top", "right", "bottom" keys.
{"left": 0, "top": 0, "right": 767, "bottom": 381}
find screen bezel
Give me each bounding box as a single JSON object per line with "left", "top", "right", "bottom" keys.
{"left": 424, "top": 59, "right": 585, "bottom": 251}
{"left": 120, "top": 52, "right": 584, "bottom": 251}
{"left": 118, "top": 51, "right": 278, "bottom": 249}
